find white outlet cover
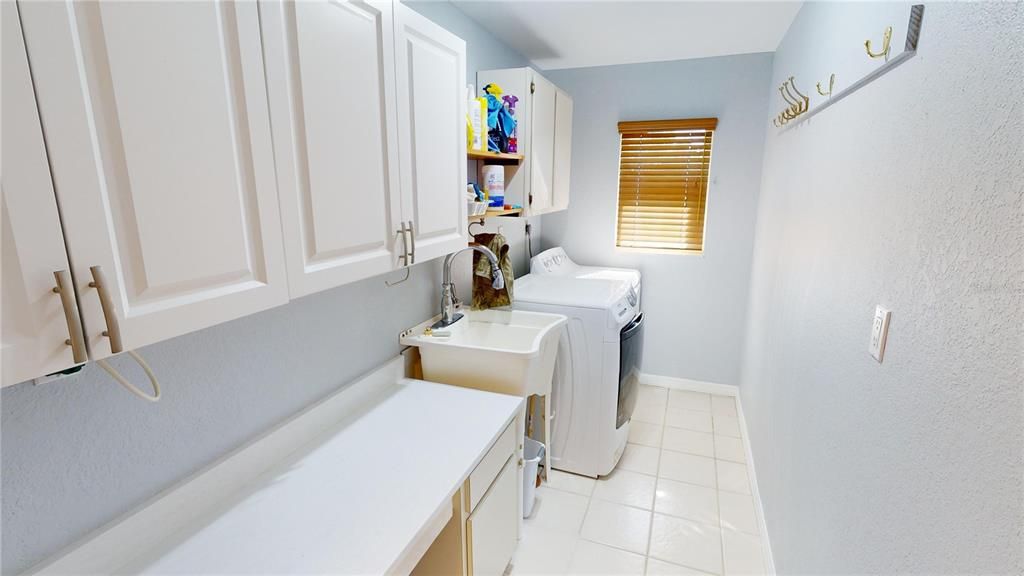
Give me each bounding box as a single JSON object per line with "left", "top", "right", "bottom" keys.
{"left": 869, "top": 305, "right": 891, "bottom": 363}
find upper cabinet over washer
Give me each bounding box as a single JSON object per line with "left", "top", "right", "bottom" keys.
{"left": 19, "top": 0, "right": 289, "bottom": 359}
{"left": 476, "top": 67, "right": 573, "bottom": 217}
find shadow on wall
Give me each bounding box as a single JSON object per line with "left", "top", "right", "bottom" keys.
{"left": 1, "top": 261, "right": 442, "bottom": 573}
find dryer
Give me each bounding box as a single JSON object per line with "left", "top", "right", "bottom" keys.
{"left": 514, "top": 249, "right": 643, "bottom": 478}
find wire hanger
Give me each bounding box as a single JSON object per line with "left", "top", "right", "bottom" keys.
{"left": 96, "top": 350, "right": 161, "bottom": 402}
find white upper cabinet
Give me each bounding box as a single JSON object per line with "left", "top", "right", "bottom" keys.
{"left": 394, "top": 4, "right": 468, "bottom": 264}
{"left": 261, "top": 0, "right": 405, "bottom": 297}
{"left": 19, "top": 0, "right": 289, "bottom": 359}
{"left": 1, "top": 1, "right": 87, "bottom": 387}
{"left": 476, "top": 67, "right": 573, "bottom": 217}
{"left": 3, "top": 1, "right": 470, "bottom": 384}
{"left": 551, "top": 88, "right": 574, "bottom": 213}
{"left": 528, "top": 74, "right": 557, "bottom": 213}
{"left": 262, "top": 1, "right": 466, "bottom": 295}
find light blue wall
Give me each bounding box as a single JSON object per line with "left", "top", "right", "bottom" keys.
{"left": 0, "top": 3, "right": 530, "bottom": 572}
{"left": 541, "top": 54, "right": 773, "bottom": 385}
{"left": 741, "top": 2, "right": 1023, "bottom": 573}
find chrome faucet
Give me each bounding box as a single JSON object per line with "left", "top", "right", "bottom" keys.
{"left": 434, "top": 245, "right": 505, "bottom": 328}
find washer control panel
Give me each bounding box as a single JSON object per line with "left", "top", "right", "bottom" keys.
{"left": 531, "top": 247, "right": 571, "bottom": 274}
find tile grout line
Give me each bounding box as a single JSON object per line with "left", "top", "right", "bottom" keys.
{"left": 532, "top": 387, "right": 756, "bottom": 576}
{"left": 640, "top": 386, "right": 669, "bottom": 572}
{"left": 713, "top": 397, "right": 727, "bottom": 576}
{"left": 651, "top": 387, "right": 730, "bottom": 576}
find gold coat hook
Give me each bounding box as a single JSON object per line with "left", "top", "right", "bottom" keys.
{"left": 783, "top": 77, "right": 809, "bottom": 115}
{"left": 816, "top": 73, "right": 836, "bottom": 98}
{"left": 773, "top": 76, "right": 809, "bottom": 127}
{"left": 778, "top": 83, "right": 801, "bottom": 117}
{"left": 865, "top": 26, "right": 892, "bottom": 60}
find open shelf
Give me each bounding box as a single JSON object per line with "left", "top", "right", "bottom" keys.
{"left": 468, "top": 208, "right": 523, "bottom": 222}
{"left": 467, "top": 150, "right": 524, "bottom": 165}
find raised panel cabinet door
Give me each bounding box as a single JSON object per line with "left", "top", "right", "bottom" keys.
{"left": 261, "top": 0, "right": 405, "bottom": 297}
{"left": 466, "top": 456, "right": 518, "bottom": 576}
{"left": 19, "top": 1, "right": 289, "bottom": 358}
{"left": 394, "top": 4, "right": 467, "bottom": 264}
{"left": 551, "top": 89, "right": 573, "bottom": 212}
{"left": 1, "top": 1, "right": 86, "bottom": 386}
{"left": 528, "top": 72, "right": 556, "bottom": 215}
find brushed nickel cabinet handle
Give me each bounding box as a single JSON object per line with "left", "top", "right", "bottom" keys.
{"left": 385, "top": 224, "right": 412, "bottom": 287}
{"left": 52, "top": 269, "right": 87, "bottom": 364}
{"left": 395, "top": 225, "right": 408, "bottom": 267}
{"left": 406, "top": 220, "right": 415, "bottom": 264}
{"left": 88, "top": 265, "right": 123, "bottom": 354}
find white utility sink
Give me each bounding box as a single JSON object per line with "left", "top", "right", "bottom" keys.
{"left": 401, "top": 309, "right": 567, "bottom": 397}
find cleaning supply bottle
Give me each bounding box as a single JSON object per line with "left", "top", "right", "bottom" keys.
{"left": 483, "top": 83, "right": 516, "bottom": 153}
{"left": 502, "top": 95, "right": 519, "bottom": 153}
{"left": 467, "top": 85, "right": 484, "bottom": 152}
{"left": 480, "top": 164, "right": 504, "bottom": 208}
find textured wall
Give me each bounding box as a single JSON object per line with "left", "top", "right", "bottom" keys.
{"left": 741, "top": 2, "right": 1024, "bottom": 573}
{"left": 540, "top": 54, "right": 772, "bottom": 385}
{"left": 0, "top": 3, "right": 530, "bottom": 572}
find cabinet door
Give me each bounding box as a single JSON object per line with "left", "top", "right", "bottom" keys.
{"left": 394, "top": 5, "right": 467, "bottom": 264}
{"left": 20, "top": 1, "right": 288, "bottom": 358}
{"left": 551, "top": 89, "right": 573, "bottom": 213}
{"left": 261, "top": 0, "right": 405, "bottom": 297}
{"left": 1, "top": 1, "right": 86, "bottom": 386}
{"left": 528, "top": 73, "right": 557, "bottom": 215}
{"left": 466, "top": 456, "right": 518, "bottom": 576}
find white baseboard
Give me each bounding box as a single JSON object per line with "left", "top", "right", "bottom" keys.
{"left": 638, "top": 372, "right": 776, "bottom": 575}
{"left": 639, "top": 372, "right": 738, "bottom": 397}
{"left": 733, "top": 393, "right": 776, "bottom": 575}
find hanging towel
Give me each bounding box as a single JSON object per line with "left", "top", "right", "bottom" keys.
{"left": 472, "top": 232, "right": 514, "bottom": 309}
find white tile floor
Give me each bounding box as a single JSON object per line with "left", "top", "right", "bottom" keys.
{"left": 511, "top": 385, "right": 767, "bottom": 575}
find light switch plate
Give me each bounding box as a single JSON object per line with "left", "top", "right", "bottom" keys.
{"left": 869, "top": 306, "right": 891, "bottom": 362}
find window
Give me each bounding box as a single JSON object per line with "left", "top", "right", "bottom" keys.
{"left": 616, "top": 118, "right": 717, "bottom": 252}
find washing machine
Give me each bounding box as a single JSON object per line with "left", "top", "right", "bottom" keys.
{"left": 514, "top": 248, "right": 643, "bottom": 478}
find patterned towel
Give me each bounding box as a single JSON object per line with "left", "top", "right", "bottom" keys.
{"left": 472, "top": 232, "right": 514, "bottom": 309}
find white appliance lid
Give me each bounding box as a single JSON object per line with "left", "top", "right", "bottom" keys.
{"left": 530, "top": 247, "right": 641, "bottom": 288}
{"left": 514, "top": 274, "right": 631, "bottom": 309}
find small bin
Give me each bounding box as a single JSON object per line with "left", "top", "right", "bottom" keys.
{"left": 522, "top": 437, "right": 545, "bottom": 518}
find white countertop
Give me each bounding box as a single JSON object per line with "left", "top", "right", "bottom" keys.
{"left": 32, "top": 358, "right": 523, "bottom": 575}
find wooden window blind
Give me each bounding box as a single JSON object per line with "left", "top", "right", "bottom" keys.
{"left": 616, "top": 118, "right": 717, "bottom": 252}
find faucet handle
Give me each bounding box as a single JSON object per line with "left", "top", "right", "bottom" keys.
{"left": 450, "top": 284, "right": 461, "bottom": 309}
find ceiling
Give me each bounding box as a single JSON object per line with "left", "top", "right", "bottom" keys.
{"left": 449, "top": 1, "right": 802, "bottom": 70}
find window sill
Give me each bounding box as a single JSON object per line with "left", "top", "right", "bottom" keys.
{"left": 614, "top": 246, "right": 704, "bottom": 256}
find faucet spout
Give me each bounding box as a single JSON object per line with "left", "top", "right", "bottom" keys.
{"left": 435, "top": 244, "right": 506, "bottom": 328}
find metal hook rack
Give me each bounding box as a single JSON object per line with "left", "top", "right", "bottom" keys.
{"left": 774, "top": 4, "right": 924, "bottom": 131}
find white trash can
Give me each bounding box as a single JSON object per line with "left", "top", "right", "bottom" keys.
{"left": 522, "top": 437, "right": 545, "bottom": 518}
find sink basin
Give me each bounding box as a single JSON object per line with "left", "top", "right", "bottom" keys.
{"left": 401, "top": 309, "right": 567, "bottom": 397}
